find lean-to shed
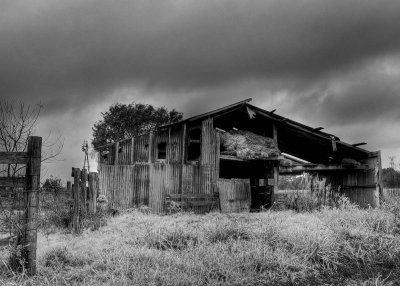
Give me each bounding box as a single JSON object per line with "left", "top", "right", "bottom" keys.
{"left": 97, "top": 98, "right": 382, "bottom": 213}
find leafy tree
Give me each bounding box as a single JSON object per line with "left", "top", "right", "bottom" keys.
{"left": 92, "top": 102, "right": 183, "bottom": 150}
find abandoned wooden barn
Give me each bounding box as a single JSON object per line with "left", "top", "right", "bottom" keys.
{"left": 97, "top": 98, "right": 382, "bottom": 213}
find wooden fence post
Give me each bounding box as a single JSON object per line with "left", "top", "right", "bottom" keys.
{"left": 81, "top": 168, "right": 88, "bottom": 213}
{"left": 88, "top": 172, "right": 97, "bottom": 213}
{"left": 66, "top": 181, "right": 71, "bottom": 191}
{"left": 73, "top": 168, "right": 81, "bottom": 233}
{"left": 23, "top": 136, "right": 42, "bottom": 276}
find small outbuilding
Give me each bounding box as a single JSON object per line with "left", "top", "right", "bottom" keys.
{"left": 97, "top": 98, "right": 382, "bottom": 213}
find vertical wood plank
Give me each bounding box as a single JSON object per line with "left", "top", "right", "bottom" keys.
{"left": 81, "top": 168, "right": 88, "bottom": 213}
{"left": 130, "top": 138, "right": 135, "bottom": 164}
{"left": 148, "top": 132, "right": 153, "bottom": 163}
{"left": 73, "top": 168, "right": 81, "bottom": 234}
{"left": 115, "top": 142, "right": 119, "bottom": 165}
{"left": 88, "top": 172, "right": 97, "bottom": 213}
{"left": 23, "top": 136, "right": 42, "bottom": 276}
{"left": 218, "top": 178, "right": 250, "bottom": 213}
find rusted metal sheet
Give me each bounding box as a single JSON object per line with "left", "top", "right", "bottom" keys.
{"left": 98, "top": 163, "right": 150, "bottom": 208}
{"left": 116, "top": 138, "right": 134, "bottom": 165}
{"left": 167, "top": 126, "right": 183, "bottom": 163}
{"left": 201, "top": 118, "right": 214, "bottom": 165}
{"left": 134, "top": 164, "right": 150, "bottom": 206}
{"left": 164, "top": 164, "right": 181, "bottom": 195}
{"left": 149, "top": 163, "right": 166, "bottom": 213}
{"left": 182, "top": 164, "right": 194, "bottom": 194}
{"left": 218, "top": 178, "right": 251, "bottom": 213}
{"left": 201, "top": 119, "right": 221, "bottom": 186}
{"left": 97, "top": 117, "right": 222, "bottom": 214}
{"left": 133, "top": 134, "right": 150, "bottom": 163}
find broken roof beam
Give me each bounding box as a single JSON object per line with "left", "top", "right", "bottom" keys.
{"left": 282, "top": 153, "right": 310, "bottom": 164}
{"left": 279, "top": 163, "right": 368, "bottom": 175}
{"left": 352, "top": 142, "right": 367, "bottom": 147}
{"left": 313, "top": 127, "right": 324, "bottom": 132}
{"left": 220, "top": 154, "right": 284, "bottom": 162}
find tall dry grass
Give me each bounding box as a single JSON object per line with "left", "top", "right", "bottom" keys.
{"left": 279, "top": 174, "right": 345, "bottom": 211}
{"left": 1, "top": 197, "right": 400, "bottom": 285}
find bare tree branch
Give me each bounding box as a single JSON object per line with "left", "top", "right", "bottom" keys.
{"left": 0, "top": 99, "right": 64, "bottom": 178}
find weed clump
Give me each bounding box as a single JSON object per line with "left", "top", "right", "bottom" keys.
{"left": 147, "top": 228, "right": 198, "bottom": 250}
{"left": 207, "top": 222, "right": 251, "bottom": 243}
{"left": 43, "top": 247, "right": 72, "bottom": 269}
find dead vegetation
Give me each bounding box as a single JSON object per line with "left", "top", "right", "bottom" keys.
{"left": 1, "top": 197, "right": 400, "bottom": 285}
{"left": 220, "top": 130, "right": 280, "bottom": 160}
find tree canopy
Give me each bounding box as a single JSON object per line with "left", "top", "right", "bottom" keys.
{"left": 92, "top": 102, "right": 183, "bottom": 150}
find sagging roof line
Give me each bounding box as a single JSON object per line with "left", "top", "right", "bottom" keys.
{"left": 161, "top": 98, "right": 253, "bottom": 128}
{"left": 96, "top": 99, "right": 371, "bottom": 158}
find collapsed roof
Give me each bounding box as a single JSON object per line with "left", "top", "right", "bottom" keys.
{"left": 163, "top": 98, "right": 372, "bottom": 164}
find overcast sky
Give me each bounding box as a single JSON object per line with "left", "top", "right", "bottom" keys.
{"left": 1, "top": 0, "right": 400, "bottom": 182}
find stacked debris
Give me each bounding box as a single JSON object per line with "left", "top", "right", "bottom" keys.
{"left": 220, "top": 130, "right": 280, "bottom": 160}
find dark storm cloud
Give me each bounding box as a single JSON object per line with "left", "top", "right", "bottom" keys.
{"left": 2, "top": 0, "right": 400, "bottom": 115}
{"left": 273, "top": 57, "right": 400, "bottom": 129}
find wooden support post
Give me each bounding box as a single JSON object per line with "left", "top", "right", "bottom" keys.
{"left": 73, "top": 168, "right": 81, "bottom": 233}
{"left": 130, "top": 137, "right": 135, "bottom": 164}
{"left": 180, "top": 124, "right": 187, "bottom": 195}
{"left": 272, "top": 123, "right": 278, "bottom": 206}
{"left": 22, "top": 136, "right": 41, "bottom": 276}
{"left": 114, "top": 142, "right": 119, "bottom": 165}
{"left": 273, "top": 162, "right": 279, "bottom": 205}
{"left": 81, "top": 168, "right": 88, "bottom": 213}
{"left": 66, "top": 181, "right": 71, "bottom": 191}
{"left": 88, "top": 172, "right": 97, "bottom": 213}
{"left": 148, "top": 132, "right": 153, "bottom": 163}
{"left": 94, "top": 172, "right": 99, "bottom": 199}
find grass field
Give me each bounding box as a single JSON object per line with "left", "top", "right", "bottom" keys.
{"left": 1, "top": 197, "right": 400, "bottom": 286}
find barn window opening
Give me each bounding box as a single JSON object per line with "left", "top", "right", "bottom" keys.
{"left": 157, "top": 142, "right": 167, "bottom": 159}
{"left": 187, "top": 126, "right": 201, "bottom": 161}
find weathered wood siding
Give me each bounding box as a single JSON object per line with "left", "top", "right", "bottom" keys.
{"left": 168, "top": 126, "right": 183, "bottom": 163}
{"left": 116, "top": 138, "right": 134, "bottom": 165}
{"left": 133, "top": 134, "right": 150, "bottom": 163}
{"left": 98, "top": 164, "right": 150, "bottom": 209}
{"left": 323, "top": 151, "right": 382, "bottom": 207}
{"left": 218, "top": 178, "right": 251, "bottom": 213}
{"left": 98, "top": 118, "right": 220, "bottom": 214}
